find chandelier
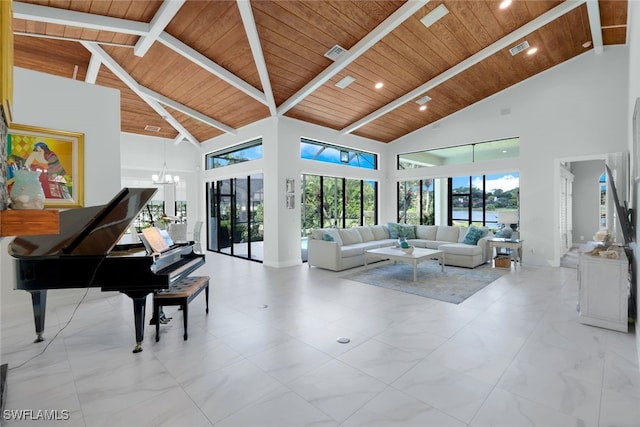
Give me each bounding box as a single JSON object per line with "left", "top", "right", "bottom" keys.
{"left": 152, "top": 162, "right": 179, "bottom": 184}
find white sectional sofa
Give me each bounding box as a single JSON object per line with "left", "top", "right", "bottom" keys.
{"left": 308, "top": 224, "right": 491, "bottom": 271}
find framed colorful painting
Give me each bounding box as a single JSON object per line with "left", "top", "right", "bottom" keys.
{"left": 7, "top": 124, "right": 84, "bottom": 208}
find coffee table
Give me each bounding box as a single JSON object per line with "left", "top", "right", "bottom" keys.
{"left": 364, "top": 247, "right": 445, "bottom": 281}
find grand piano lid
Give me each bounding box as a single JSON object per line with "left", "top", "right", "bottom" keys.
{"left": 9, "top": 187, "right": 157, "bottom": 258}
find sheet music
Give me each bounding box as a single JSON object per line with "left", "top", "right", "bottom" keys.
{"left": 141, "top": 227, "right": 170, "bottom": 254}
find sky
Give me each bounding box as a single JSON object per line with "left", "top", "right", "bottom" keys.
{"left": 475, "top": 173, "right": 520, "bottom": 192}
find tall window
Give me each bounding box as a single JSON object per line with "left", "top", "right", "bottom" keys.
{"left": 449, "top": 173, "right": 519, "bottom": 228}
{"left": 397, "top": 179, "right": 435, "bottom": 225}
{"left": 301, "top": 174, "right": 377, "bottom": 235}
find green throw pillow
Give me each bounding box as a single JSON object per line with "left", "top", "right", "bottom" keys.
{"left": 387, "top": 222, "right": 400, "bottom": 239}
{"left": 322, "top": 231, "right": 335, "bottom": 241}
{"left": 398, "top": 224, "right": 416, "bottom": 239}
{"left": 462, "top": 225, "right": 488, "bottom": 245}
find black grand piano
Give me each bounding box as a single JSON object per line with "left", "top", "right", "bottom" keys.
{"left": 8, "top": 188, "right": 205, "bottom": 353}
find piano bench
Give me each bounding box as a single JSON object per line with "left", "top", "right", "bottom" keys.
{"left": 153, "top": 275, "right": 209, "bottom": 342}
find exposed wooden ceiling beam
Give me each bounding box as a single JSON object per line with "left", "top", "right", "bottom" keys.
{"left": 237, "top": 0, "right": 276, "bottom": 115}
{"left": 585, "top": 0, "right": 604, "bottom": 54}
{"left": 85, "top": 54, "right": 101, "bottom": 84}
{"left": 157, "top": 32, "right": 268, "bottom": 106}
{"left": 342, "top": 0, "right": 586, "bottom": 136}
{"left": 80, "top": 41, "right": 200, "bottom": 147}
{"left": 13, "top": 1, "right": 148, "bottom": 35}
{"left": 14, "top": 31, "right": 133, "bottom": 48}
{"left": 134, "top": 0, "right": 185, "bottom": 57}
{"left": 139, "top": 86, "right": 237, "bottom": 135}
{"left": 276, "top": 0, "right": 430, "bottom": 116}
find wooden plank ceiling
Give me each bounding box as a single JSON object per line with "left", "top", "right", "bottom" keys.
{"left": 10, "top": 0, "right": 628, "bottom": 145}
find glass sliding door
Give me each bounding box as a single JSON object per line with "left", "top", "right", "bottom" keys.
{"left": 323, "top": 176, "right": 344, "bottom": 228}
{"left": 218, "top": 179, "right": 233, "bottom": 253}
{"left": 363, "top": 180, "right": 377, "bottom": 226}
{"left": 206, "top": 173, "right": 264, "bottom": 262}
{"left": 301, "top": 174, "right": 322, "bottom": 236}
{"left": 397, "top": 179, "right": 433, "bottom": 225}
{"left": 345, "top": 178, "right": 362, "bottom": 228}
{"left": 248, "top": 174, "right": 264, "bottom": 261}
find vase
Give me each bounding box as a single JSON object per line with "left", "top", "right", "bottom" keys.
{"left": 10, "top": 170, "right": 46, "bottom": 210}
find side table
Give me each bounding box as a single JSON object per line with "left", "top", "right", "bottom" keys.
{"left": 488, "top": 238, "right": 524, "bottom": 269}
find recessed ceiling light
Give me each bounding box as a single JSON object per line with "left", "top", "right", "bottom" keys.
{"left": 420, "top": 4, "right": 449, "bottom": 28}
{"left": 144, "top": 125, "right": 161, "bottom": 132}
{"left": 499, "top": 0, "right": 512, "bottom": 9}
{"left": 582, "top": 41, "right": 592, "bottom": 48}
{"left": 419, "top": 105, "right": 427, "bottom": 111}
{"left": 335, "top": 75, "right": 356, "bottom": 89}
{"left": 375, "top": 82, "right": 384, "bottom": 89}
{"left": 527, "top": 47, "right": 538, "bottom": 55}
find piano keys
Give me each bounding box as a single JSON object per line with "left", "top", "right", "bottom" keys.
{"left": 8, "top": 188, "right": 205, "bottom": 353}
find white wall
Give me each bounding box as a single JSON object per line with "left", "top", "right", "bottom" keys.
{"left": 390, "top": 46, "right": 629, "bottom": 267}
{"left": 1, "top": 68, "right": 121, "bottom": 309}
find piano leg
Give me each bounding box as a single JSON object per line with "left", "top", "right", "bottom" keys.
{"left": 28, "top": 290, "right": 47, "bottom": 343}
{"left": 126, "top": 292, "right": 149, "bottom": 354}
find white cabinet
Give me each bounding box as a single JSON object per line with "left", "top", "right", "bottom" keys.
{"left": 578, "top": 251, "right": 629, "bottom": 332}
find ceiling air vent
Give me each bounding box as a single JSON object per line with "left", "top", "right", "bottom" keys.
{"left": 335, "top": 75, "right": 356, "bottom": 89}
{"left": 325, "top": 45, "right": 347, "bottom": 61}
{"left": 420, "top": 4, "right": 449, "bottom": 28}
{"left": 509, "top": 41, "right": 530, "bottom": 56}
{"left": 144, "top": 125, "right": 161, "bottom": 132}
{"left": 416, "top": 95, "right": 432, "bottom": 105}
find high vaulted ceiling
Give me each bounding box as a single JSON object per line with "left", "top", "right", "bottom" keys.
{"left": 10, "top": 0, "right": 628, "bottom": 145}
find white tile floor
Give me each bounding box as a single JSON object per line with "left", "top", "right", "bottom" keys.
{"left": 1, "top": 252, "right": 639, "bottom": 426}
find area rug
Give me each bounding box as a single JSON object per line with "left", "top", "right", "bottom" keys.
{"left": 342, "top": 261, "right": 506, "bottom": 304}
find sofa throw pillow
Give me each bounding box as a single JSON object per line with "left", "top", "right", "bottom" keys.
{"left": 322, "top": 231, "right": 335, "bottom": 241}
{"left": 322, "top": 228, "right": 343, "bottom": 245}
{"left": 462, "top": 225, "right": 488, "bottom": 245}
{"left": 387, "top": 222, "right": 400, "bottom": 239}
{"left": 398, "top": 223, "right": 416, "bottom": 239}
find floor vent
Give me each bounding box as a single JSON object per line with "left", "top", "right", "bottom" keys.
{"left": 509, "top": 41, "right": 530, "bottom": 56}
{"left": 325, "top": 45, "right": 347, "bottom": 61}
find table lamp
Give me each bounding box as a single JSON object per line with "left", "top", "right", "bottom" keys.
{"left": 497, "top": 211, "right": 519, "bottom": 238}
